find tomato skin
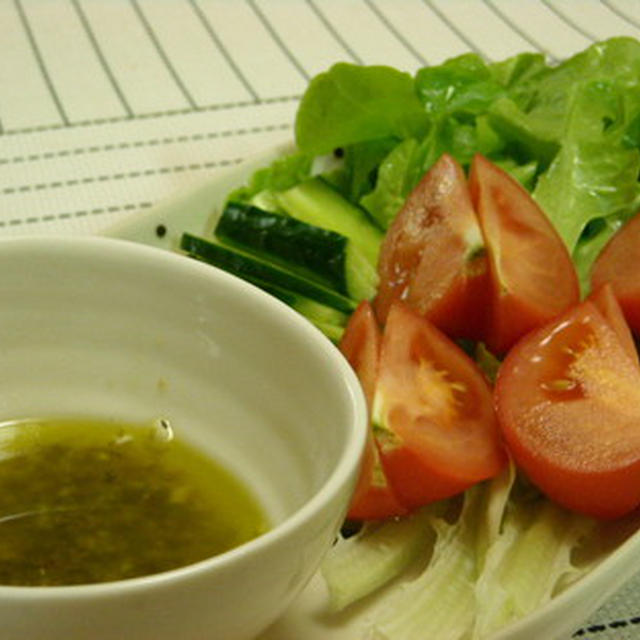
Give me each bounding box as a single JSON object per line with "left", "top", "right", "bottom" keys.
{"left": 339, "top": 300, "right": 381, "bottom": 407}
{"left": 347, "top": 435, "right": 408, "bottom": 521}
{"left": 339, "top": 301, "right": 407, "bottom": 520}
{"left": 373, "top": 302, "right": 506, "bottom": 509}
{"left": 374, "top": 153, "right": 488, "bottom": 341}
{"left": 495, "top": 298, "right": 640, "bottom": 519}
{"left": 591, "top": 210, "right": 640, "bottom": 336}
{"left": 469, "top": 154, "right": 580, "bottom": 354}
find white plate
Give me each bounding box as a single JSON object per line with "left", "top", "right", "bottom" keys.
{"left": 105, "top": 143, "right": 640, "bottom": 640}
{"left": 104, "top": 141, "right": 296, "bottom": 252}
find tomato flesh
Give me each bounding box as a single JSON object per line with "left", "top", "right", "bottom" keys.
{"left": 373, "top": 302, "right": 506, "bottom": 509}
{"left": 588, "top": 282, "right": 639, "bottom": 367}
{"left": 591, "top": 210, "right": 640, "bottom": 336}
{"left": 469, "top": 154, "right": 580, "bottom": 354}
{"left": 339, "top": 301, "right": 407, "bottom": 520}
{"left": 374, "top": 153, "right": 488, "bottom": 341}
{"left": 495, "top": 298, "right": 640, "bottom": 519}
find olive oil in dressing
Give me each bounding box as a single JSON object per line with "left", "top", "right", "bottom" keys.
{"left": 0, "top": 418, "right": 269, "bottom": 586}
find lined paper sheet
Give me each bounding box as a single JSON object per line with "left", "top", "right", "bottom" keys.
{"left": 2, "top": 1, "right": 640, "bottom": 636}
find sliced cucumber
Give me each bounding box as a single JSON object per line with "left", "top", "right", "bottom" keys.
{"left": 248, "top": 189, "right": 283, "bottom": 214}
{"left": 257, "top": 282, "right": 347, "bottom": 343}
{"left": 310, "top": 320, "right": 344, "bottom": 343}
{"left": 181, "top": 233, "right": 357, "bottom": 314}
{"left": 344, "top": 244, "right": 379, "bottom": 302}
{"left": 257, "top": 281, "right": 348, "bottom": 324}
{"left": 275, "top": 177, "right": 384, "bottom": 268}
{"left": 215, "top": 202, "right": 378, "bottom": 301}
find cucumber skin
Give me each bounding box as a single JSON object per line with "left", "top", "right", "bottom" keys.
{"left": 275, "top": 178, "right": 383, "bottom": 268}
{"left": 180, "top": 233, "right": 357, "bottom": 314}
{"left": 216, "top": 202, "right": 349, "bottom": 294}
{"left": 249, "top": 282, "right": 347, "bottom": 343}
{"left": 257, "top": 281, "right": 348, "bottom": 325}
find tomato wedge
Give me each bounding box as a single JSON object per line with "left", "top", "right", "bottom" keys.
{"left": 339, "top": 301, "right": 406, "bottom": 520}
{"left": 339, "top": 300, "right": 380, "bottom": 407}
{"left": 588, "top": 282, "right": 639, "bottom": 367}
{"left": 469, "top": 154, "right": 580, "bottom": 354}
{"left": 372, "top": 302, "right": 506, "bottom": 509}
{"left": 591, "top": 210, "right": 640, "bottom": 336}
{"left": 495, "top": 295, "right": 640, "bottom": 519}
{"left": 374, "top": 153, "right": 488, "bottom": 341}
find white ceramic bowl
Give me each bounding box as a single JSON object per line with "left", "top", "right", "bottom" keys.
{"left": 0, "top": 236, "right": 368, "bottom": 640}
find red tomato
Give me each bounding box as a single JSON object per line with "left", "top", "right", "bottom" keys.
{"left": 374, "top": 153, "right": 488, "bottom": 341}
{"left": 339, "top": 300, "right": 380, "bottom": 407}
{"left": 347, "top": 437, "right": 408, "bottom": 521}
{"left": 495, "top": 297, "right": 640, "bottom": 519}
{"left": 469, "top": 154, "right": 580, "bottom": 354}
{"left": 339, "top": 301, "right": 407, "bottom": 520}
{"left": 372, "top": 302, "right": 506, "bottom": 509}
{"left": 591, "top": 210, "right": 640, "bottom": 336}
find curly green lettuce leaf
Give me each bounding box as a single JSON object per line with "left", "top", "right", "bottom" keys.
{"left": 488, "top": 51, "right": 549, "bottom": 101}
{"left": 415, "top": 53, "right": 506, "bottom": 119}
{"left": 326, "top": 137, "right": 399, "bottom": 205}
{"left": 358, "top": 138, "right": 428, "bottom": 230}
{"left": 532, "top": 80, "right": 640, "bottom": 289}
{"left": 472, "top": 497, "right": 595, "bottom": 638}
{"left": 295, "top": 63, "right": 430, "bottom": 155}
{"left": 367, "top": 467, "right": 515, "bottom": 640}
{"left": 359, "top": 128, "right": 537, "bottom": 231}
{"left": 321, "top": 507, "right": 437, "bottom": 612}
{"left": 518, "top": 37, "right": 640, "bottom": 118}
{"left": 226, "top": 152, "right": 313, "bottom": 207}
{"left": 487, "top": 38, "right": 640, "bottom": 165}
{"left": 320, "top": 464, "right": 601, "bottom": 640}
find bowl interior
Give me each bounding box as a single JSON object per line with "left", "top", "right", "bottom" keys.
{"left": 0, "top": 236, "right": 364, "bottom": 528}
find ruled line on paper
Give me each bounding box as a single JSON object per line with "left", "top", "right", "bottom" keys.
{"left": 129, "top": 0, "right": 198, "bottom": 109}
{"left": 71, "top": 0, "right": 134, "bottom": 118}
{"left": 483, "top": 0, "right": 558, "bottom": 62}
{"left": 365, "top": 0, "right": 429, "bottom": 65}
{"left": 540, "top": 0, "right": 598, "bottom": 42}
{"left": 548, "top": 0, "right": 640, "bottom": 41}
{"left": 602, "top": 0, "right": 640, "bottom": 29}
{"left": 0, "top": 123, "right": 292, "bottom": 168}
{"left": 248, "top": 0, "right": 311, "bottom": 81}
{"left": 305, "top": 0, "right": 364, "bottom": 65}
{"left": 13, "top": 0, "right": 69, "bottom": 126}
{"left": 0, "top": 201, "right": 153, "bottom": 230}
{"left": 421, "top": 0, "right": 485, "bottom": 58}
{"left": 188, "top": 0, "right": 260, "bottom": 102}
{"left": 1, "top": 156, "right": 249, "bottom": 197}
{"left": 0, "top": 95, "right": 300, "bottom": 137}
{"left": 308, "top": 0, "right": 420, "bottom": 69}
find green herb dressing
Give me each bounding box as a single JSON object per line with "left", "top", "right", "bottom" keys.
{"left": 0, "top": 418, "right": 269, "bottom": 586}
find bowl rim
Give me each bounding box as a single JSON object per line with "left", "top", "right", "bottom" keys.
{"left": 0, "top": 234, "right": 369, "bottom": 597}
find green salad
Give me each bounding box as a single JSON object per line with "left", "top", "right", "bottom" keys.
{"left": 231, "top": 36, "right": 640, "bottom": 293}
{"left": 181, "top": 37, "right": 640, "bottom": 639}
